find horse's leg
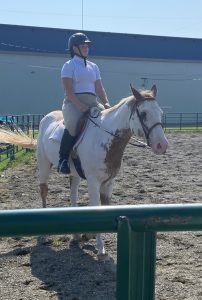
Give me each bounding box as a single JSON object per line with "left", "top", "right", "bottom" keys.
{"left": 87, "top": 176, "right": 106, "bottom": 257}
{"left": 37, "top": 146, "right": 51, "bottom": 208}
{"left": 69, "top": 175, "right": 81, "bottom": 241}
{"left": 87, "top": 176, "right": 101, "bottom": 207}
{"left": 100, "top": 179, "right": 115, "bottom": 206}
{"left": 89, "top": 179, "right": 114, "bottom": 260}
{"left": 39, "top": 183, "right": 48, "bottom": 208}
{"left": 69, "top": 175, "right": 80, "bottom": 207}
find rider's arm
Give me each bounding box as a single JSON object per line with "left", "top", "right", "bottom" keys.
{"left": 62, "top": 77, "right": 89, "bottom": 112}
{"left": 95, "top": 79, "right": 111, "bottom": 109}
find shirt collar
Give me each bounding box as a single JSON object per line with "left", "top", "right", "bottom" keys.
{"left": 73, "top": 55, "right": 86, "bottom": 62}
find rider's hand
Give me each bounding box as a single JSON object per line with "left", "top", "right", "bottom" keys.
{"left": 104, "top": 103, "right": 111, "bottom": 109}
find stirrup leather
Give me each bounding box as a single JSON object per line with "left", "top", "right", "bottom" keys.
{"left": 57, "top": 159, "right": 70, "bottom": 174}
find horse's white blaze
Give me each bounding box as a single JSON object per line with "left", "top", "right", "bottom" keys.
{"left": 0, "top": 86, "right": 168, "bottom": 258}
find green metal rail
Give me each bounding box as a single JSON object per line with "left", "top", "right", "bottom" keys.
{"left": 0, "top": 203, "right": 202, "bottom": 300}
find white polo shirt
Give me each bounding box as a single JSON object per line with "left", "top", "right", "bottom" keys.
{"left": 61, "top": 56, "right": 101, "bottom": 95}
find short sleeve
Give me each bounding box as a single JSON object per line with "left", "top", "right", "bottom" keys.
{"left": 61, "top": 61, "right": 74, "bottom": 78}
{"left": 94, "top": 64, "right": 101, "bottom": 81}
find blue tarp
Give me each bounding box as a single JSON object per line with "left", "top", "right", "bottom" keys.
{"left": 0, "top": 116, "right": 16, "bottom": 123}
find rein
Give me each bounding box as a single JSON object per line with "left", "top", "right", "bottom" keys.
{"left": 87, "top": 96, "right": 163, "bottom": 149}
{"left": 88, "top": 113, "right": 149, "bottom": 149}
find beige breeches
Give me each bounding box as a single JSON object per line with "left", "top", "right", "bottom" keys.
{"left": 62, "top": 94, "right": 104, "bottom": 136}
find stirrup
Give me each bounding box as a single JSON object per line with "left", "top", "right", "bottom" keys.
{"left": 57, "top": 159, "right": 70, "bottom": 174}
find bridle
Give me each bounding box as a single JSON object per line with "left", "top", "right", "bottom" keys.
{"left": 87, "top": 97, "right": 163, "bottom": 148}
{"left": 88, "top": 114, "right": 148, "bottom": 148}
{"left": 131, "top": 98, "right": 163, "bottom": 147}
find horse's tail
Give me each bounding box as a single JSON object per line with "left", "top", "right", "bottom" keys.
{"left": 0, "top": 111, "right": 63, "bottom": 150}
{"left": 0, "top": 127, "right": 37, "bottom": 149}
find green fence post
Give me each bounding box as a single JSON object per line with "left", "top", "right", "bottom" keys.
{"left": 142, "top": 232, "right": 157, "bottom": 300}
{"left": 117, "top": 216, "right": 156, "bottom": 300}
{"left": 129, "top": 230, "right": 145, "bottom": 300}
{"left": 117, "top": 216, "right": 130, "bottom": 299}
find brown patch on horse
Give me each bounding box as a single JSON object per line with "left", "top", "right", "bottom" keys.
{"left": 40, "top": 183, "right": 48, "bottom": 208}
{"left": 103, "top": 128, "right": 132, "bottom": 177}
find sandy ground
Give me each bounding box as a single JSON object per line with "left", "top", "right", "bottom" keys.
{"left": 0, "top": 132, "right": 202, "bottom": 300}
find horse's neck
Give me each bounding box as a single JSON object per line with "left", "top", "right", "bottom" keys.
{"left": 103, "top": 105, "right": 132, "bottom": 155}
{"left": 96, "top": 105, "right": 132, "bottom": 177}
{"left": 102, "top": 103, "right": 131, "bottom": 132}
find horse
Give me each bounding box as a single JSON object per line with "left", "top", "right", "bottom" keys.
{"left": 0, "top": 85, "right": 168, "bottom": 258}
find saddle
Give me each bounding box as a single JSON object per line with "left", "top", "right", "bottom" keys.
{"left": 49, "top": 110, "right": 89, "bottom": 144}
{"left": 49, "top": 107, "right": 101, "bottom": 179}
{"left": 71, "top": 107, "right": 101, "bottom": 178}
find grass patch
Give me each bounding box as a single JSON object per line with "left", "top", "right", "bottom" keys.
{"left": 165, "top": 127, "right": 202, "bottom": 133}
{"left": 0, "top": 149, "right": 36, "bottom": 172}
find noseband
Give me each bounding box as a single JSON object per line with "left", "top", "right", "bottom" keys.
{"left": 130, "top": 97, "right": 163, "bottom": 146}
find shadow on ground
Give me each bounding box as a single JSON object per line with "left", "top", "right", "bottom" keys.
{"left": 30, "top": 236, "right": 116, "bottom": 300}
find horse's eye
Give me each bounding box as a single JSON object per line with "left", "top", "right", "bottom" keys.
{"left": 140, "top": 111, "right": 147, "bottom": 121}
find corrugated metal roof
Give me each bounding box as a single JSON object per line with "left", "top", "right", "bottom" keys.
{"left": 1, "top": 23, "right": 202, "bottom": 60}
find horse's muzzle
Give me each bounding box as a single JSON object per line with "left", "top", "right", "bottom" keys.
{"left": 151, "top": 139, "right": 168, "bottom": 154}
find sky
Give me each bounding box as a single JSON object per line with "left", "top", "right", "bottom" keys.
{"left": 1, "top": 0, "right": 202, "bottom": 39}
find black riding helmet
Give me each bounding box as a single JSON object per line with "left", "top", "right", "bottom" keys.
{"left": 68, "top": 32, "right": 91, "bottom": 58}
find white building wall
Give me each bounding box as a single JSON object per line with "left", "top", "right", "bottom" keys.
{"left": 0, "top": 53, "right": 63, "bottom": 114}
{"left": 1, "top": 52, "right": 202, "bottom": 115}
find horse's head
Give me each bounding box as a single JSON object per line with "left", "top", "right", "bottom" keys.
{"left": 129, "top": 84, "right": 168, "bottom": 154}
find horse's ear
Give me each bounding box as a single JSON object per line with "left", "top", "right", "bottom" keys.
{"left": 151, "top": 85, "right": 157, "bottom": 98}
{"left": 130, "top": 84, "right": 142, "bottom": 100}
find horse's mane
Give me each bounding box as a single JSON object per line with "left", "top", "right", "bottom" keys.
{"left": 105, "top": 96, "right": 134, "bottom": 113}
{"left": 103, "top": 89, "right": 155, "bottom": 114}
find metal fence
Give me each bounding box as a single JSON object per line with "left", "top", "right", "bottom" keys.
{"left": 0, "top": 114, "right": 44, "bottom": 162}
{"left": 0, "top": 112, "right": 202, "bottom": 163}
{"left": 163, "top": 112, "right": 202, "bottom": 129}
{"left": 0, "top": 114, "right": 44, "bottom": 136}
{"left": 0, "top": 204, "right": 202, "bottom": 299}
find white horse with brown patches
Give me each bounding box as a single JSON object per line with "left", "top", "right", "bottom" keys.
{"left": 0, "top": 85, "right": 168, "bottom": 258}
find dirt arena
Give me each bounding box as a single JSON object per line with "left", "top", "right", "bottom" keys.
{"left": 0, "top": 132, "right": 202, "bottom": 300}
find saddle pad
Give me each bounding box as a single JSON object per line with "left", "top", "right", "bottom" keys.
{"left": 49, "top": 121, "right": 65, "bottom": 143}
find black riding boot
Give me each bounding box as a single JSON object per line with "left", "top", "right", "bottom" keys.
{"left": 57, "top": 129, "right": 76, "bottom": 174}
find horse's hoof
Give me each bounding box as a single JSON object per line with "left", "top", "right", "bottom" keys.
{"left": 97, "top": 253, "right": 110, "bottom": 262}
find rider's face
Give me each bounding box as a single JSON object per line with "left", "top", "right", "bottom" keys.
{"left": 73, "top": 43, "right": 89, "bottom": 57}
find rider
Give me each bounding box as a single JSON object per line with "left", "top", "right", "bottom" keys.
{"left": 58, "top": 32, "right": 111, "bottom": 174}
